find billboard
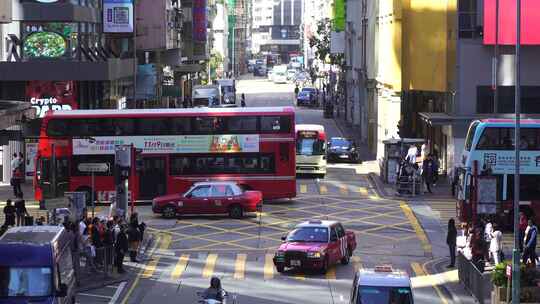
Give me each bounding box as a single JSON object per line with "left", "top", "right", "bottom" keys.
{"left": 73, "top": 135, "right": 260, "bottom": 155}
{"left": 103, "top": 0, "right": 134, "bottom": 33}
{"left": 193, "top": 0, "right": 207, "bottom": 42}
{"left": 26, "top": 81, "right": 78, "bottom": 118}
{"left": 484, "top": 0, "right": 540, "bottom": 45}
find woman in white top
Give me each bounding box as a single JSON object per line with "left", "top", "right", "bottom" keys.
{"left": 489, "top": 224, "right": 503, "bottom": 265}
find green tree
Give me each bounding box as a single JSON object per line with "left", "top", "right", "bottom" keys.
{"left": 308, "top": 18, "right": 344, "bottom": 66}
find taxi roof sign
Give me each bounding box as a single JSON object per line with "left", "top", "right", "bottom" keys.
{"left": 374, "top": 265, "right": 393, "bottom": 272}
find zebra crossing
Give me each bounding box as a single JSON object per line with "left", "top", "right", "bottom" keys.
{"left": 296, "top": 181, "right": 375, "bottom": 197}
{"left": 132, "top": 251, "right": 363, "bottom": 283}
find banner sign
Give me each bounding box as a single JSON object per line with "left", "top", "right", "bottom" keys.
{"left": 469, "top": 151, "right": 540, "bottom": 174}
{"left": 26, "top": 80, "right": 78, "bottom": 118}
{"left": 25, "top": 141, "right": 38, "bottom": 180}
{"left": 192, "top": 0, "right": 207, "bottom": 42}
{"left": 103, "top": 0, "right": 134, "bottom": 33}
{"left": 73, "top": 135, "right": 260, "bottom": 155}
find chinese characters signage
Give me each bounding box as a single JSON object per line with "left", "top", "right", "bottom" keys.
{"left": 192, "top": 0, "right": 207, "bottom": 42}
{"left": 103, "top": 0, "right": 134, "bottom": 33}
{"left": 73, "top": 135, "right": 260, "bottom": 155}
{"left": 26, "top": 81, "right": 78, "bottom": 118}
{"left": 477, "top": 152, "right": 540, "bottom": 174}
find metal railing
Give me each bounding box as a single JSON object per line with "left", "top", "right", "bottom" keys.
{"left": 457, "top": 252, "right": 493, "bottom": 304}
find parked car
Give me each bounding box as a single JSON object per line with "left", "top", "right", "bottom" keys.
{"left": 254, "top": 65, "right": 267, "bottom": 76}
{"left": 350, "top": 266, "right": 414, "bottom": 304}
{"left": 152, "top": 181, "right": 263, "bottom": 219}
{"left": 273, "top": 220, "right": 356, "bottom": 273}
{"left": 327, "top": 137, "right": 361, "bottom": 163}
{"left": 287, "top": 69, "right": 297, "bottom": 81}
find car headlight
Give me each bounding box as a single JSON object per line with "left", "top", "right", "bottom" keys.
{"left": 307, "top": 251, "right": 321, "bottom": 258}
{"left": 276, "top": 251, "right": 285, "bottom": 257}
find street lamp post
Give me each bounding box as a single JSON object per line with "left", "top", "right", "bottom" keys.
{"left": 512, "top": 0, "right": 521, "bottom": 302}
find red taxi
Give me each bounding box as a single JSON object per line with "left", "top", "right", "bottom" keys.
{"left": 273, "top": 220, "right": 357, "bottom": 273}
{"left": 152, "top": 181, "right": 263, "bottom": 219}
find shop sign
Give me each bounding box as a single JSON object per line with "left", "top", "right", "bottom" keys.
{"left": 73, "top": 135, "right": 260, "bottom": 155}
{"left": 103, "top": 0, "right": 134, "bottom": 33}
{"left": 476, "top": 152, "right": 540, "bottom": 174}
{"left": 26, "top": 81, "right": 78, "bottom": 118}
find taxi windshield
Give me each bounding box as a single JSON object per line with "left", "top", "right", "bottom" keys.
{"left": 0, "top": 266, "right": 53, "bottom": 297}
{"left": 357, "top": 286, "right": 413, "bottom": 304}
{"left": 287, "top": 227, "right": 328, "bottom": 243}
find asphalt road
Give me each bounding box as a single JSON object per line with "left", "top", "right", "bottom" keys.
{"left": 80, "top": 75, "right": 448, "bottom": 304}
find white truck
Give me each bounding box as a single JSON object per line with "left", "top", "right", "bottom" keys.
{"left": 192, "top": 85, "right": 221, "bottom": 107}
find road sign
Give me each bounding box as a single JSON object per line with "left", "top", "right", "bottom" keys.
{"left": 78, "top": 163, "right": 109, "bottom": 173}
{"left": 506, "top": 264, "right": 512, "bottom": 278}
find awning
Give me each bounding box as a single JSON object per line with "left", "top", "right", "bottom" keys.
{"left": 174, "top": 64, "right": 203, "bottom": 73}
{"left": 0, "top": 101, "right": 37, "bottom": 130}
{"left": 418, "top": 112, "right": 540, "bottom": 126}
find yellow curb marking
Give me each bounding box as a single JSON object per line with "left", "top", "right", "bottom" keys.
{"left": 142, "top": 233, "right": 171, "bottom": 279}
{"left": 400, "top": 202, "right": 432, "bottom": 254}
{"left": 264, "top": 254, "right": 274, "bottom": 280}
{"left": 202, "top": 254, "right": 218, "bottom": 278}
{"left": 233, "top": 254, "right": 247, "bottom": 280}
{"left": 411, "top": 262, "right": 449, "bottom": 304}
{"left": 171, "top": 254, "right": 190, "bottom": 280}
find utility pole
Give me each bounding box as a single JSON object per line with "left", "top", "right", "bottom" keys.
{"left": 132, "top": 0, "right": 138, "bottom": 109}
{"left": 512, "top": 0, "right": 521, "bottom": 302}
{"left": 493, "top": 0, "right": 499, "bottom": 113}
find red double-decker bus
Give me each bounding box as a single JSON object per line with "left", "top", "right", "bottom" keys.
{"left": 34, "top": 107, "right": 296, "bottom": 203}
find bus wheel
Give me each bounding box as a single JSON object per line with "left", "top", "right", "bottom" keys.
{"left": 163, "top": 205, "right": 177, "bottom": 219}
{"left": 76, "top": 187, "right": 95, "bottom": 207}
{"left": 229, "top": 205, "right": 244, "bottom": 219}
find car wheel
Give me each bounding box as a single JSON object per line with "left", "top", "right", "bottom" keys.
{"left": 341, "top": 247, "right": 350, "bottom": 265}
{"left": 229, "top": 205, "right": 244, "bottom": 219}
{"left": 162, "top": 205, "right": 176, "bottom": 219}
{"left": 276, "top": 265, "right": 285, "bottom": 273}
{"left": 320, "top": 257, "right": 329, "bottom": 274}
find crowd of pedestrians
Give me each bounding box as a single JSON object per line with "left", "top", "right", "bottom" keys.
{"left": 449, "top": 214, "right": 538, "bottom": 271}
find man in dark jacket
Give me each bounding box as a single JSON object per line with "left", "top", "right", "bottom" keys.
{"left": 14, "top": 194, "right": 28, "bottom": 226}
{"left": 523, "top": 219, "right": 538, "bottom": 267}
{"left": 422, "top": 154, "right": 434, "bottom": 194}
{"left": 115, "top": 225, "right": 128, "bottom": 273}
{"left": 446, "top": 218, "right": 457, "bottom": 268}
{"left": 3, "top": 199, "right": 15, "bottom": 227}
{"left": 127, "top": 223, "right": 141, "bottom": 262}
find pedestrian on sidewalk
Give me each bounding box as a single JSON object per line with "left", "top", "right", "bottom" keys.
{"left": 522, "top": 219, "right": 538, "bottom": 268}
{"left": 127, "top": 221, "right": 141, "bottom": 263}
{"left": 422, "top": 153, "right": 434, "bottom": 194}
{"left": 519, "top": 211, "right": 528, "bottom": 252}
{"left": 14, "top": 194, "right": 28, "bottom": 226}
{"left": 241, "top": 93, "right": 246, "bottom": 107}
{"left": 446, "top": 218, "right": 457, "bottom": 268}
{"left": 3, "top": 199, "right": 16, "bottom": 227}
{"left": 432, "top": 149, "right": 440, "bottom": 186}
{"left": 115, "top": 224, "right": 128, "bottom": 273}
{"left": 489, "top": 224, "right": 503, "bottom": 265}
{"left": 10, "top": 153, "right": 23, "bottom": 197}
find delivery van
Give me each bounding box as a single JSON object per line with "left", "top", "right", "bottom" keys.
{"left": 0, "top": 226, "right": 76, "bottom": 304}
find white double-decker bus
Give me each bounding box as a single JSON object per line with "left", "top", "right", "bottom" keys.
{"left": 295, "top": 124, "right": 327, "bottom": 178}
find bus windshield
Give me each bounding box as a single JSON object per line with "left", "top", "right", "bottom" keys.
{"left": 0, "top": 266, "right": 53, "bottom": 297}
{"left": 297, "top": 137, "right": 325, "bottom": 156}
{"left": 357, "top": 286, "right": 413, "bottom": 304}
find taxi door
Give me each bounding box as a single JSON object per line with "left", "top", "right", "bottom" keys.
{"left": 209, "top": 185, "right": 230, "bottom": 213}
{"left": 184, "top": 185, "right": 212, "bottom": 213}
{"left": 327, "top": 227, "right": 341, "bottom": 264}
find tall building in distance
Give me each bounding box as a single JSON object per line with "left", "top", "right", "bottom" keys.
{"left": 251, "top": 0, "right": 301, "bottom": 63}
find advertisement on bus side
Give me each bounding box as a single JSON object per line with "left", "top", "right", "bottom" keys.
{"left": 469, "top": 151, "right": 540, "bottom": 174}
{"left": 73, "top": 135, "right": 260, "bottom": 155}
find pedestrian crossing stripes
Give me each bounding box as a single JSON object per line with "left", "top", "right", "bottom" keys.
{"left": 295, "top": 184, "right": 375, "bottom": 197}
{"left": 138, "top": 253, "right": 364, "bottom": 282}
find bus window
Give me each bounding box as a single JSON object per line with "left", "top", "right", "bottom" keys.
{"left": 170, "top": 117, "right": 191, "bottom": 134}
{"left": 465, "top": 121, "right": 479, "bottom": 151}
{"left": 228, "top": 116, "right": 257, "bottom": 133}
{"left": 194, "top": 117, "right": 225, "bottom": 133}
{"left": 507, "top": 175, "right": 540, "bottom": 201}
{"left": 477, "top": 128, "right": 514, "bottom": 150}
{"left": 114, "top": 119, "right": 135, "bottom": 136}
{"left": 261, "top": 116, "right": 291, "bottom": 133}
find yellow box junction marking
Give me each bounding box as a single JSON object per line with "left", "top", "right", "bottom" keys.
{"left": 171, "top": 254, "right": 190, "bottom": 280}
{"left": 203, "top": 254, "right": 218, "bottom": 278}
{"left": 264, "top": 254, "right": 274, "bottom": 280}
{"left": 300, "top": 184, "right": 308, "bottom": 194}
{"left": 233, "top": 254, "right": 247, "bottom": 280}
{"left": 399, "top": 202, "right": 432, "bottom": 255}
{"left": 411, "top": 262, "right": 449, "bottom": 304}
{"left": 142, "top": 233, "right": 171, "bottom": 278}
{"left": 357, "top": 187, "right": 369, "bottom": 196}
{"left": 325, "top": 267, "right": 336, "bottom": 280}
{"left": 319, "top": 185, "right": 328, "bottom": 194}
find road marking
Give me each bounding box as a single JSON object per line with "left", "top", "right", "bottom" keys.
{"left": 108, "top": 281, "right": 126, "bottom": 304}
{"left": 203, "top": 254, "right": 218, "bottom": 278}
{"left": 411, "top": 262, "right": 449, "bottom": 304}
{"left": 339, "top": 185, "right": 348, "bottom": 195}
{"left": 352, "top": 256, "right": 362, "bottom": 272}
{"left": 142, "top": 233, "right": 171, "bottom": 278}
{"left": 171, "top": 254, "right": 190, "bottom": 280}
{"left": 294, "top": 272, "right": 305, "bottom": 280}
{"left": 300, "top": 184, "right": 308, "bottom": 193}
{"left": 264, "top": 254, "right": 274, "bottom": 280}
{"left": 400, "top": 202, "right": 432, "bottom": 255}
{"left": 326, "top": 266, "right": 336, "bottom": 280}
{"left": 357, "top": 187, "right": 368, "bottom": 196}
{"left": 234, "top": 254, "right": 247, "bottom": 280}
{"left": 78, "top": 293, "right": 112, "bottom": 299}
{"left": 120, "top": 234, "right": 162, "bottom": 304}
{"left": 319, "top": 185, "right": 328, "bottom": 194}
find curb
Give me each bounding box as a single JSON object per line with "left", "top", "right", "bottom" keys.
{"left": 76, "top": 277, "right": 128, "bottom": 293}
